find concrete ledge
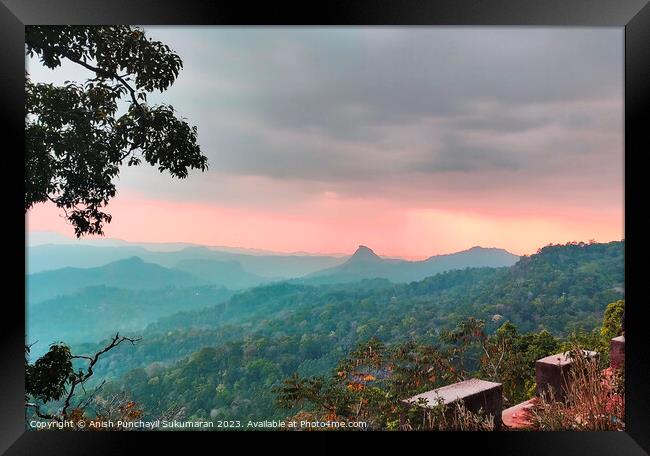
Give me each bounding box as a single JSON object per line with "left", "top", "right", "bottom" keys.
{"left": 403, "top": 379, "right": 503, "bottom": 430}
{"left": 535, "top": 350, "right": 598, "bottom": 400}
{"left": 610, "top": 336, "right": 625, "bottom": 369}
{"left": 502, "top": 398, "right": 537, "bottom": 430}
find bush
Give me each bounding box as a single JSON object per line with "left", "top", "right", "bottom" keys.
{"left": 525, "top": 346, "right": 624, "bottom": 431}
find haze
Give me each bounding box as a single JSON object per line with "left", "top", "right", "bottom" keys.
{"left": 26, "top": 27, "right": 624, "bottom": 259}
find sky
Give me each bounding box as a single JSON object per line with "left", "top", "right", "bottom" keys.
{"left": 26, "top": 27, "right": 624, "bottom": 259}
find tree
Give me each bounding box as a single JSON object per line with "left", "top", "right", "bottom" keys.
{"left": 478, "top": 322, "right": 560, "bottom": 405}
{"left": 275, "top": 319, "right": 564, "bottom": 428}
{"left": 601, "top": 300, "right": 624, "bottom": 342}
{"left": 25, "top": 26, "right": 208, "bottom": 236}
{"left": 276, "top": 338, "right": 460, "bottom": 430}
{"left": 25, "top": 333, "right": 140, "bottom": 422}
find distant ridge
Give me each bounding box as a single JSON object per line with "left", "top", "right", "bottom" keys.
{"left": 27, "top": 257, "right": 208, "bottom": 303}
{"left": 172, "top": 258, "right": 269, "bottom": 289}
{"left": 26, "top": 244, "right": 347, "bottom": 277}
{"left": 304, "top": 245, "right": 519, "bottom": 284}
{"left": 26, "top": 231, "right": 348, "bottom": 257}
{"left": 26, "top": 234, "right": 519, "bottom": 287}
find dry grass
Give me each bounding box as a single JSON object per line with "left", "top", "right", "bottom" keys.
{"left": 525, "top": 347, "right": 624, "bottom": 431}
{"left": 403, "top": 399, "right": 495, "bottom": 431}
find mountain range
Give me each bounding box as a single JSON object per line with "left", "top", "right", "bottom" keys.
{"left": 173, "top": 258, "right": 268, "bottom": 289}
{"left": 26, "top": 243, "right": 520, "bottom": 303}
{"left": 73, "top": 240, "right": 624, "bottom": 423}
{"left": 302, "top": 245, "right": 519, "bottom": 284}
{"left": 28, "top": 285, "right": 234, "bottom": 350}
{"left": 27, "top": 256, "right": 208, "bottom": 303}
{"left": 27, "top": 244, "right": 347, "bottom": 278}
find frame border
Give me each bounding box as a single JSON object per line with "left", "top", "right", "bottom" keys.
{"left": 1, "top": 0, "right": 648, "bottom": 454}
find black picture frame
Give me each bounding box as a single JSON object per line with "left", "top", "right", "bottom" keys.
{"left": 1, "top": 0, "right": 647, "bottom": 454}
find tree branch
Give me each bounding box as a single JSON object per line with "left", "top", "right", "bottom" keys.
{"left": 27, "top": 35, "right": 144, "bottom": 114}
{"left": 76, "top": 379, "right": 107, "bottom": 411}
{"left": 25, "top": 402, "right": 56, "bottom": 420}
{"left": 61, "top": 333, "right": 141, "bottom": 418}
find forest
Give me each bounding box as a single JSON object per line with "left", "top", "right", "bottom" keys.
{"left": 26, "top": 240, "right": 624, "bottom": 427}
{"left": 23, "top": 25, "right": 626, "bottom": 433}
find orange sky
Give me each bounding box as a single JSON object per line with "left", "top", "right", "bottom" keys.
{"left": 27, "top": 188, "right": 624, "bottom": 259}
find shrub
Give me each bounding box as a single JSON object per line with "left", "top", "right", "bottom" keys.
{"left": 525, "top": 346, "right": 624, "bottom": 431}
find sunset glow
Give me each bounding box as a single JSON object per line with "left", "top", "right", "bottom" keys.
{"left": 26, "top": 27, "right": 624, "bottom": 258}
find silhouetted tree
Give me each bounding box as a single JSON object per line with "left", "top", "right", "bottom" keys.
{"left": 26, "top": 333, "right": 140, "bottom": 422}
{"left": 25, "top": 26, "right": 208, "bottom": 236}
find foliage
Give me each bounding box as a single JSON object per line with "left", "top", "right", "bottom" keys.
{"left": 28, "top": 285, "right": 233, "bottom": 350}
{"left": 525, "top": 346, "right": 625, "bottom": 431}
{"left": 476, "top": 322, "right": 560, "bottom": 406}
{"left": 27, "top": 241, "right": 623, "bottom": 428}
{"left": 59, "top": 392, "right": 183, "bottom": 431}
{"left": 25, "top": 334, "right": 140, "bottom": 422}
{"left": 26, "top": 343, "right": 74, "bottom": 403}
{"left": 276, "top": 338, "right": 456, "bottom": 430}
{"left": 558, "top": 299, "right": 625, "bottom": 366}
{"left": 601, "top": 300, "right": 625, "bottom": 342}
{"left": 25, "top": 26, "right": 208, "bottom": 236}
{"left": 149, "top": 240, "right": 624, "bottom": 339}
{"left": 275, "top": 319, "right": 562, "bottom": 429}
{"left": 81, "top": 242, "right": 622, "bottom": 423}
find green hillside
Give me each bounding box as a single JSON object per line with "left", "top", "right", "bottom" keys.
{"left": 76, "top": 241, "right": 624, "bottom": 423}
{"left": 27, "top": 257, "right": 208, "bottom": 303}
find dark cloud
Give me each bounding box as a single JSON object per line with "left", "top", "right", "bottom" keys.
{"left": 29, "top": 28, "right": 621, "bottom": 199}
{"left": 413, "top": 134, "right": 521, "bottom": 173}
{"left": 449, "top": 111, "right": 552, "bottom": 133}
{"left": 204, "top": 28, "right": 621, "bottom": 139}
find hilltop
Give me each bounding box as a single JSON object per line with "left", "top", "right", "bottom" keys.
{"left": 304, "top": 244, "right": 519, "bottom": 284}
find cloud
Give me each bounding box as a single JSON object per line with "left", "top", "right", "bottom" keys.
{"left": 26, "top": 27, "right": 624, "bottom": 254}
{"left": 185, "top": 28, "right": 620, "bottom": 137}
{"left": 28, "top": 27, "right": 619, "bottom": 186}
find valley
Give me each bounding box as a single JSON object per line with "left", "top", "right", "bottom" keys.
{"left": 25, "top": 239, "right": 624, "bottom": 424}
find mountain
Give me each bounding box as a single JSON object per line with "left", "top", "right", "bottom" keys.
{"left": 27, "top": 257, "right": 208, "bottom": 303}
{"left": 26, "top": 231, "right": 348, "bottom": 256}
{"left": 172, "top": 259, "right": 270, "bottom": 289}
{"left": 27, "top": 244, "right": 347, "bottom": 277}
{"left": 419, "top": 245, "right": 520, "bottom": 272}
{"left": 27, "top": 285, "right": 234, "bottom": 353}
{"left": 87, "top": 240, "right": 624, "bottom": 422}
{"left": 26, "top": 244, "right": 152, "bottom": 273}
{"left": 26, "top": 231, "right": 75, "bottom": 246}
{"left": 304, "top": 245, "right": 519, "bottom": 284}
{"left": 155, "top": 247, "right": 346, "bottom": 278}
{"left": 347, "top": 245, "right": 383, "bottom": 263}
